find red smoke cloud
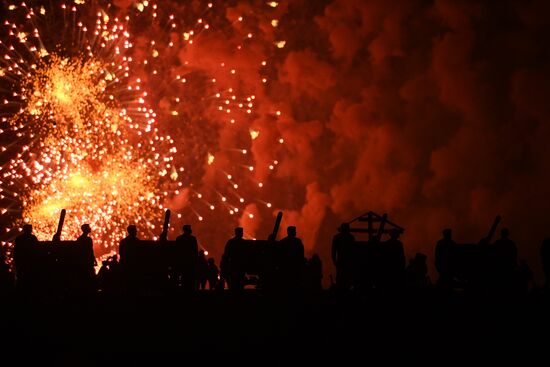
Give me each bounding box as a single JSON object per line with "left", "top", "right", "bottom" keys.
{"left": 240, "top": 0, "right": 550, "bottom": 283}
{"left": 120, "top": 0, "right": 550, "bottom": 284}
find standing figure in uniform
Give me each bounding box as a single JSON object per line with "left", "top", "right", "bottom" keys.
{"left": 278, "top": 226, "right": 305, "bottom": 291}
{"left": 331, "top": 223, "right": 356, "bottom": 291}
{"left": 172, "top": 224, "right": 199, "bottom": 291}
{"left": 13, "top": 224, "right": 39, "bottom": 295}
{"left": 222, "top": 227, "right": 248, "bottom": 291}
{"left": 76, "top": 224, "right": 96, "bottom": 294}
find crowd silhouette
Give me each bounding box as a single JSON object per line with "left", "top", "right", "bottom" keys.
{"left": 1, "top": 209, "right": 550, "bottom": 300}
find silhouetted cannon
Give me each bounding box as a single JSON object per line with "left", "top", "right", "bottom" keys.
{"left": 25, "top": 209, "right": 92, "bottom": 294}
{"left": 446, "top": 215, "right": 502, "bottom": 289}
{"left": 240, "top": 211, "right": 283, "bottom": 288}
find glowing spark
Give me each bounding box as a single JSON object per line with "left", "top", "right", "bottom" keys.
{"left": 249, "top": 129, "right": 260, "bottom": 140}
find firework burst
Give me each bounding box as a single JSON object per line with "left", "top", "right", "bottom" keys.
{"left": 1, "top": 1, "right": 176, "bottom": 249}
{"left": 1, "top": 0, "right": 285, "bottom": 255}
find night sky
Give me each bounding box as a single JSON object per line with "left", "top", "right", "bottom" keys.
{"left": 2, "top": 0, "right": 550, "bottom": 284}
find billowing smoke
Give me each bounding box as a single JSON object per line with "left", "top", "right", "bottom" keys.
{"left": 254, "top": 0, "right": 550, "bottom": 283}
{"left": 118, "top": 0, "right": 550, "bottom": 283}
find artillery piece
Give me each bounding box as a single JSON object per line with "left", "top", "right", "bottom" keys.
{"left": 445, "top": 215, "right": 502, "bottom": 289}
{"left": 35, "top": 209, "right": 183, "bottom": 293}
{"left": 344, "top": 211, "right": 405, "bottom": 290}
{"left": 238, "top": 211, "right": 283, "bottom": 288}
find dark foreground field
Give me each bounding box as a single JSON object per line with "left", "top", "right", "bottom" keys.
{"left": 1, "top": 289, "right": 550, "bottom": 366}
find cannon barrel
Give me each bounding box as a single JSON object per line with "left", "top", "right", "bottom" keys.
{"left": 160, "top": 209, "right": 171, "bottom": 241}
{"left": 269, "top": 211, "right": 283, "bottom": 241}
{"left": 52, "top": 209, "right": 66, "bottom": 242}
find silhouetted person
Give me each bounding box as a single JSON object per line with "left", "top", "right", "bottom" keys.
{"left": 197, "top": 250, "right": 208, "bottom": 290}
{"left": 97, "top": 255, "right": 120, "bottom": 294}
{"left": 493, "top": 228, "right": 518, "bottom": 291}
{"left": 331, "top": 222, "right": 356, "bottom": 291}
{"left": 278, "top": 226, "right": 305, "bottom": 291}
{"left": 541, "top": 239, "right": 550, "bottom": 289}
{"left": 222, "top": 227, "right": 248, "bottom": 291}
{"left": 119, "top": 225, "right": 141, "bottom": 292}
{"left": 405, "top": 253, "right": 429, "bottom": 289}
{"left": 206, "top": 258, "right": 219, "bottom": 290}
{"left": 173, "top": 224, "right": 199, "bottom": 291}
{"left": 13, "top": 224, "right": 39, "bottom": 294}
{"left": 435, "top": 228, "right": 455, "bottom": 289}
{"left": 380, "top": 229, "right": 406, "bottom": 289}
{"left": 75, "top": 224, "right": 96, "bottom": 294}
{"left": 119, "top": 225, "right": 140, "bottom": 269}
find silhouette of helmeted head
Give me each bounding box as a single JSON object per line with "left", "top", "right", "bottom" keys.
{"left": 22, "top": 224, "right": 33, "bottom": 235}
{"left": 183, "top": 224, "right": 192, "bottom": 234}
{"left": 442, "top": 228, "right": 452, "bottom": 240}
{"left": 81, "top": 224, "right": 91, "bottom": 235}
{"left": 234, "top": 227, "right": 244, "bottom": 238}
{"left": 287, "top": 226, "right": 297, "bottom": 237}
{"left": 501, "top": 228, "right": 510, "bottom": 239}
{"left": 127, "top": 225, "right": 137, "bottom": 237}
{"left": 339, "top": 222, "right": 350, "bottom": 233}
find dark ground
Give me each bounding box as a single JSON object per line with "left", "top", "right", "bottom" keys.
{"left": 1, "top": 289, "right": 550, "bottom": 366}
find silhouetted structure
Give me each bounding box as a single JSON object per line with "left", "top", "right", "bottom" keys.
{"left": 345, "top": 211, "right": 405, "bottom": 291}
